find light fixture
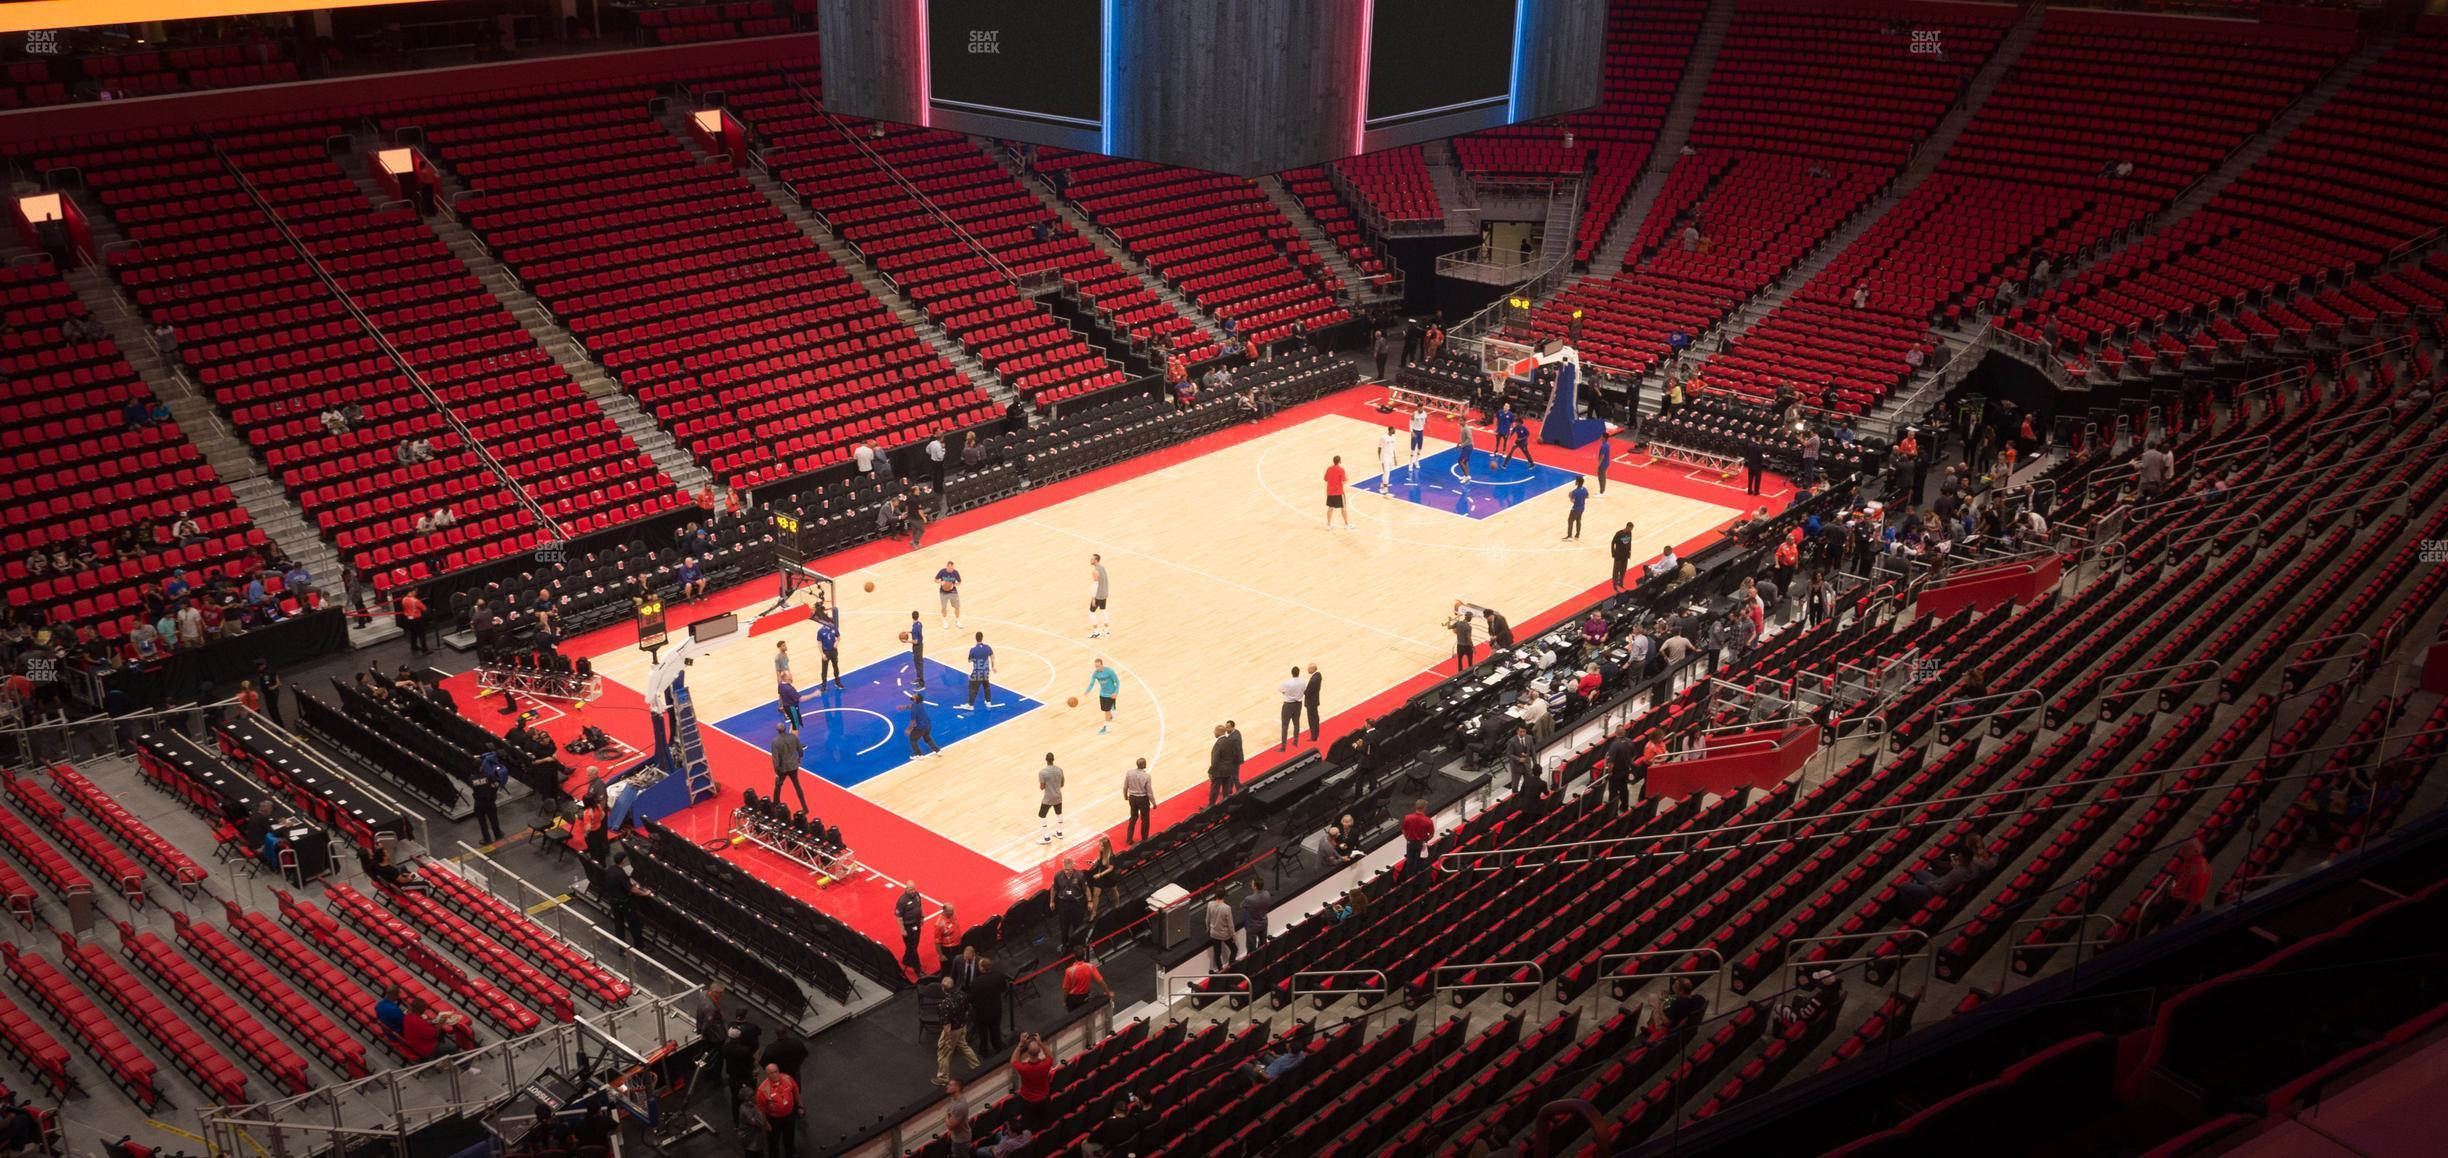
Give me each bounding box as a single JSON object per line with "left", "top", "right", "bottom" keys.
{"left": 375, "top": 148, "right": 417, "bottom": 177}
{"left": 18, "top": 193, "right": 64, "bottom": 223}
{"left": 692, "top": 109, "right": 724, "bottom": 134}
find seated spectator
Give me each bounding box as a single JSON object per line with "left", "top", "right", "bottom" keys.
{"left": 399, "top": 1000, "right": 476, "bottom": 1069}
{"left": 319, "top": 408, "right": 348, "bottom": 434}
{"left": 1321, "top": 814, "right": 1362, "bottom": 863}
{"left": 124, "top": 397, "right": 154, "bottom": 428}
{"left": 431, "top": 506, "right": 457, "bottom": 528}
{"left": 1243, "top": 1043, "right": 1306, "bottom": 1085}
{"left": 1896, "top": 849, "right": 1994, "bottom": 908}
{"left": 678, "top": 557, "right": 707, "bottom": 601}
{"left": 170, "top": 512, "right": 204, "bottom": 544}
{"left": 1655, "top": 976, "right": 1707, "bottom": 1034}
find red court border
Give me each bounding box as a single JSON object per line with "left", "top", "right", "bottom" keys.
{"left": 439, "top": 385, "right": 1784, "bottom": 968}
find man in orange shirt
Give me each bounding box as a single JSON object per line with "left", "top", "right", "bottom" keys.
{"left": 1060, "top": 954, "right": 1112, "bottom": 1012}
{"left": 933, "top": 903, "right": 962, "bottom": 963}
{"left": 396, "top": 588, "right": 429, "bottom": 655}
{"left": 1323, "top": 455, "right": 1349, "bottom": 529}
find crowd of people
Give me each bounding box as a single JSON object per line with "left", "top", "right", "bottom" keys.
{"left": 2, "top": 546, "right": 320, "bottom": 691}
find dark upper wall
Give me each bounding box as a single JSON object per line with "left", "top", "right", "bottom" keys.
{"left": 820, "top": 0, "right": 1604, "bottom": 175}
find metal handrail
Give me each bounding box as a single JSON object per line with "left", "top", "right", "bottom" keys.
{"left": 1431, "top": 723, "right": 2448, "bottom": 873}
{"left": 797, "top": 87, "right": 1043, "bottom": 293}
{"left": 2096, "top": 658, "right": 2223, "bottom": 721}
{"left": 208, "top": 142, "right": 566, "bottom": 544}
{"left": 2386, "top": 224, "right": 2444, "bottom": 263}
{"left": 1431, "top": 960, "right": 1545, "bottom": 1005}
{"left": 1288, "top": 969, "right": 1389, "bottom": 1004}
{"left": 1900, "top": 686, "right": 2044, "bottom": 748}
{"left": 1167, "top": 973, "right": 1251, "bottom": 1002}
{"left": 2167, "top": 509, "right": 2267, "bottom": 552}
{"left": 2126, "top": 446, "right": 2411, "bottom": 525}
{"left": 1595, "top": 948, "right": 1725, "bottom": 1009}
{"left": 2002, "top": 912, "right": 2114, "bottom": 990}
{"left": 2279, "top": 632, "right": 2375, "bottom": 687}
{"left": 1787, "top": 937, "right": 1930, "bottom": 997}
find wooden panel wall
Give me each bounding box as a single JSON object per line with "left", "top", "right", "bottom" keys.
{"left": 1518, "top": 0, "right": 1609, "bottom": 123}
{"left": 815, "top": 0, "right": 922, "bottom": 127}
{"left": 1110, "top": 0, "right": 1368, "bottom": 174}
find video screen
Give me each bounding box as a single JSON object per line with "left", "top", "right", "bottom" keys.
{"left": 926, "top": 0, "right": 1103, "bottom": 130}
{"left": 1366, "top": 0, "right": 1519, "bottom": 128}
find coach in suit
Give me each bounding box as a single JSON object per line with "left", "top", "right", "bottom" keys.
{"left": 1207, "top": 722, "right": 1244, "bottom": 804}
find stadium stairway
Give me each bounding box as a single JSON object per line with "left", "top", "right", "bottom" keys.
{"left": 56, "top": 264, "right": 262, "bottom": 485}
{"left": 2043, "top": 31, "right": 2399, "bottom": 310}
{"left": 1256, "top": 175, "right": 1404, "bottom": 316}
{"left": 985, "top": 139, "right": 1236, "bottom": 353}
{"left": 54, "top": 248, "right": 357, "bottom": 631}
{"left": 1660, "top": 0, "right": 2047, "bottom": 393}
{"left": 1420, "top": 139, "right": 1481, "bottom": 237}
{"left": 678, "top": 114, "right": 1019, "bottom": 414}
{"left": 1579, "top": 0, "right": 1734, "bottom": 278}
{"left": 400, "top": 154, "right": 714, "bottom": 498}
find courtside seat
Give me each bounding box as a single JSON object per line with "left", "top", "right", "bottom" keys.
{"left": 0, "top": 942, "right": 160, "bottom": 1109}
{"left": 172, "top": 909, "right": 371, "bottom": 1078}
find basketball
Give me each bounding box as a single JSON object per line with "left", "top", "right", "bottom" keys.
{"left": 1067, "top": 696, "right": 1080, "bottom": 708}
{"left": 863, "top": 580, "right": 875, "bottom": 592}
{"left": 898, "top": 630, "right": 911, "bottom": 643}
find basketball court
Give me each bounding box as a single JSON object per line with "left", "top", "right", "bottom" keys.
{"left": 466, "top": 387, "right": 1763, "bottom": 943}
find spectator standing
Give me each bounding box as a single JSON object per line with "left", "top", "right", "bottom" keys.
{"left": 1122, "top": 757, "right": 1154, "bottom": 844}
{"left": 932, "top": 975, "right": 978, "bottom": 1085}
{"left": 1010, "top": 1036, "right": 1057, "bottom": 1135}
{"left": 968, "top": 955, "right": 1009, "bottom": 1053}
{"left": 1276, "top": 665, "right": 1307, "bottom": 750}
{"left": 1401, "top": 801, "right": 1435, "bottom": 875}
{"left": 1205, "top": 894, "right": 1239, "bottom": 970}
{"left": 1241, "top": 878, "right": 1273, "bottom": 951}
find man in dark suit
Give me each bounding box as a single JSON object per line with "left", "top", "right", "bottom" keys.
{"left": 1208, "top": 721, "right": 1244, "bottom": 804}
{"left": 968, "top": 954, "right": 1010, "bottom": 1053}
{"left": 1302, "top": 665, "right": 1323, "bottom": 743}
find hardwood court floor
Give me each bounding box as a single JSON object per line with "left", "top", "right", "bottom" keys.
{"left": 588, "top": 412, "right": 1740, "bottom": 870}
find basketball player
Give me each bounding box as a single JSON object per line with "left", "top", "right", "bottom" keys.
{"left": 1036, "top": 753, "right": 1065, "bottom": 843}
{"left": 1493, "top": 401, "right": 1516, "bottom": 464}
{"left": 1457, "top": 422, "right": 1476, "bottom": 482}
{"left": 1083, "top": 659, "right": 1120, "bottom": 734}
{"left": 905, "top": 610, "right": 926, "bottom": 688}
{"left": 1087, "top": 553, "right": 1112, "bottom": 637}
{"left": 816, "top": 617, "right": 844, "bottom": 689}
{"left": 906, "top": 689, "right": 941, "bottom": 757}
{"left": 935, "top": 561, "right": 963, "bottom": 629}
{"left": 964, "top": 631, "right": 997, "bottom": 710}
{"left": 1378, "top": 426, "right": 1400, "bottom": 483}
{"left": 1408, "top": 404, "right": 1429, "bottom": 474}
{"left": 774, "top": 640, "right": 792, "bottom": 685}
{"left": 1324, "top": 455, "right": 1349, "bottom": 528}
